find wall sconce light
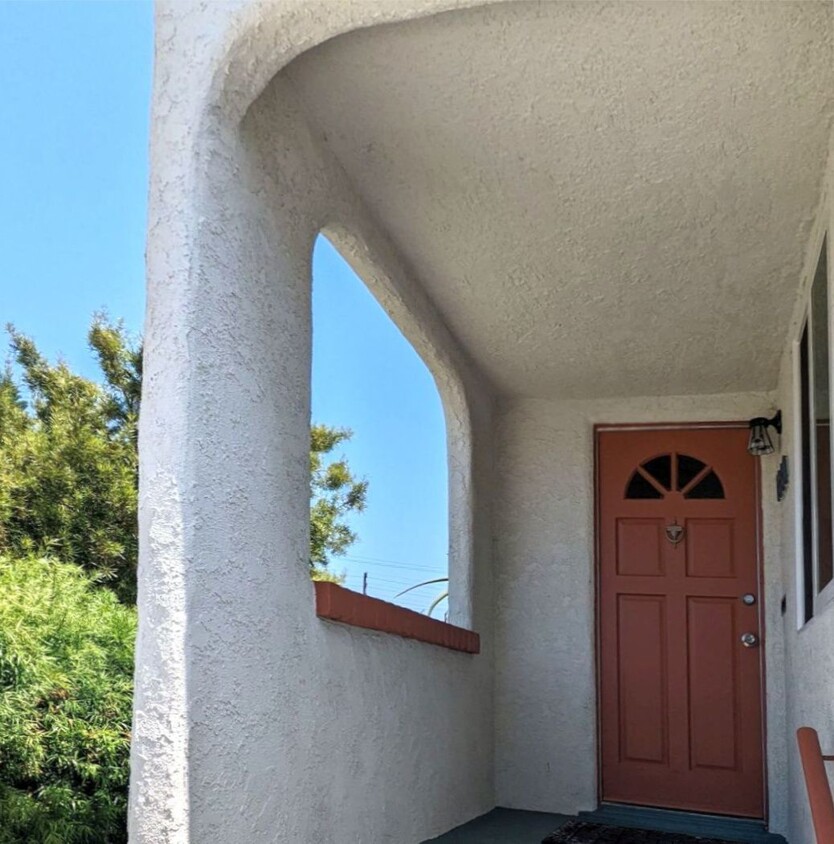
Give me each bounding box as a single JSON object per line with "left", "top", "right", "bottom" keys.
{"left": 747, "top": 410, "right": 782, "bottom": 456}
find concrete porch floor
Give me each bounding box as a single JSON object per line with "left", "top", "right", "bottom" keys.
{"left": 422, "top": 806, "right": 789, "bottom": 844}
{"left": 424, "top": 809, "right": 569, "bottom": 843}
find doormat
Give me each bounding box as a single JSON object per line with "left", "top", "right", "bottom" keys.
{"left": 542, "top": 821, "right": 737, "bottom": 844}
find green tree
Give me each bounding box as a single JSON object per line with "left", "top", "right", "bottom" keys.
{"left": 0, "top": 323, "right": 368, "bottom": 844}
{"left": 310, "top": 425, "right": 367, "bottom": 582}
{"left": 0, "top": 319, "right": 139, "bottom": 602}
{"left": 0, "top": 320, "right": 367, "bottom": 597}
{"left": 0, "top": 556, "right": 135, "bottom": 844}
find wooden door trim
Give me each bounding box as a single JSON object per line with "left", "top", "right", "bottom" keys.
{"left": 595, "top": 420, "right": 750, "bottom": 433}
{"left": 592, "top": 422, "right": 768, "bottom": 820}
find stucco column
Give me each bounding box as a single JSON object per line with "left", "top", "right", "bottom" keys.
{"left": 130, "top": 49, "right": 321, "bottom": 841}
{"left": 132, "top": 4, "right": 503, "bottom": 840}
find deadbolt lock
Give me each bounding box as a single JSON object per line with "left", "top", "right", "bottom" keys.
{"left": 740, "top": 632, "right": 759, "bottom": 648}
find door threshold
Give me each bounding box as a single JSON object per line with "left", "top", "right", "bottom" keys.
{"left": 577, "top": 804, "right": 786, "bottom": 843}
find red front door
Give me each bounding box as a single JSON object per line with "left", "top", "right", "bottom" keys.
{"left": 597, "top": 427, "right": 764, "bottom": 818}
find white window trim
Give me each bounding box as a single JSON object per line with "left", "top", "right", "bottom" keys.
{"left": 792, "top": 234, "right": 834, "bottom": 629}
{"left": 819, "top": 234, "right": 834, "bottom": 614}
{"left": 792, "top": 323, "right": 807, "bottom": 630}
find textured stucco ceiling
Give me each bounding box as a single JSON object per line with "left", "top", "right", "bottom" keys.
{"left": 285, "top": 1, "right": 833, "bottom": 399}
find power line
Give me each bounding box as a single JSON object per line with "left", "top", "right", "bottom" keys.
{"left": 343, "top": 554, "right": 445, "bottom": 573}
{"left": 338, "top": 566, "right": 448, "bottom": 615}
{"left": 358, "top": 576, "right": 437, "bottom": 588}
{"left": 349, "top": 584, "right": 433, "bottom": 608}
{"left": 349, "top": 581, "right": 429, "bottom": 600}
{"left": 343, "top": 571, "right": 420, "bottom": 584}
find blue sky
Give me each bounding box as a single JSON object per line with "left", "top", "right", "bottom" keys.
{"left": 312, "top": 239, "right": 449, "bottom": 610}
{"left": 0, "top": 2, "right": 449, "bottom": 614}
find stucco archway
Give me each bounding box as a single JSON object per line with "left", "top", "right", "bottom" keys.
{"left": 133, "top": 4, "right": 499, "bottom": 843}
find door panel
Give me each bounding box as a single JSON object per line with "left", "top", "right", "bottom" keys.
{"left": 616, "top": 519, "right": 665, "bottom": 577}
{"left": 687, "top": 597, "right": 738, "bottom": 771}
{"left": 617, "top": 595, "right": 668, "bottom": 764}
{"left": 598, "top": 427, "right": 764, "bottom": 818}
{"left": 686, "top": 520, "right": 735, "bottom": 578}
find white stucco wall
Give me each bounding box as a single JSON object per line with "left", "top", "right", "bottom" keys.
{"left": 773, "top": 146, "right": 834, "bottom": 844}
{"left": 139, "top": 2, "right": 833, "bottom": 841}
{"left": 775, "top": 345, "right": 834, "bottom": 844}
{"left": 134, "top": 3, "right": 500, "bottom": 842}
{"left": 488, "top": 123, "right": 834, "bottom": 843}
{"left": 492, "top": 392, "right": 789, "bottom": 835}
{"left": 484, "top": 44, "right": 834, "bottom": 839}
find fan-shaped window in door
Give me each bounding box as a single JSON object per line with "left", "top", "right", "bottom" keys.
{"left": 625, "top": 453, "right": 725, "bottom": 500}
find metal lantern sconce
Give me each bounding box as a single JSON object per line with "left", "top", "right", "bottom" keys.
{"left": 747, "top": 411, "right": 782, "bottom": 457}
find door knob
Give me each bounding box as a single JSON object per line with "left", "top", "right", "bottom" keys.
{"left": 740, "top": 632, "right": 759, "bottom": 648}
{"left": 742, "top": 593, "right": 756, "bottom": 606}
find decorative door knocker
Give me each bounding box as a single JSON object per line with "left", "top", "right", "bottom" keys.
{"left": 665, "top": 521, "right": 685, "bottom": 547}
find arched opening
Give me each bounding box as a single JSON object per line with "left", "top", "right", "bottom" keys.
{"left": 311, "top": 233, "right": 452, "bottom": 617}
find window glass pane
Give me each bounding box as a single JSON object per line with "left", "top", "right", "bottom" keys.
{"left": 625, "top": 472, "right": 663, "bottom": 499}
{"left": 677, "top": 454, "right": 707, "bottom": 491}
{"left": 684, "top": 470, "right": 725, "bottom": 500}
{"left": 642, "top": 455, "right": 672, "bottom": 491}
{"left": 812, "top": 240, "right": 833, "bottom": 595}
{"left": 800, "top": 325, "right": 814, "bottom": 622}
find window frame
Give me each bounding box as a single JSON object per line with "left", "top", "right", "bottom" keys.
{"left": 793, "top": 234, "right": 834, "bottom": 628}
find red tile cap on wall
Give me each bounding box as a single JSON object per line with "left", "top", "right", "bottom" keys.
{"left": 314, "top": 581, "right": 480, "bottom": 654}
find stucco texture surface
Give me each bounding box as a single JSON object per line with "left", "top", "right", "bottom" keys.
{"left": 773, "top": 150, "right": 834, "bottom": 844}
{"left": 492, "top": 393, "right": 787, "bottom": 833}
{"left": 139, "top": 1, "right": 834, "bottom": 842}
{"left": 285, "top": 1, "right": 833, "bottom": 399}
{"left": 136, "top": 2, "right": 501, "bottom": 842}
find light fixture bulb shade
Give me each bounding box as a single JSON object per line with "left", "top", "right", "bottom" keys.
{"left": 748, "top": 419, "right": 775, "bottom": 456}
